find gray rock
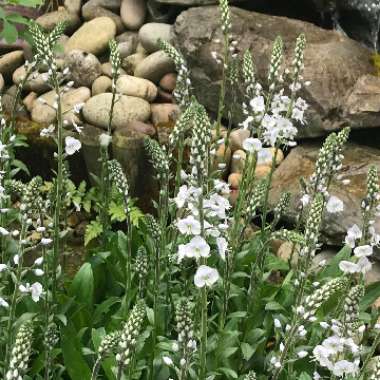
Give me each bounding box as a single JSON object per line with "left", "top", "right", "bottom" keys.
{"left": 0, "top": 51, "right": 24, "bottom": 79}
{"left": 80, "top": 123, "right": 103, "bottom": 180}
{"left": 82, "top": 93, "right": 151, "bottom": 130}
{"left": 36, "top": 7, "right": 81, "bottom": 34}
{"left": 138, "top": 22, "right": 171, "bottom": 53}
{"left": 173, "top": 6, "right": 373, "bottom": 134}
{"left": 31, "top": 87, "right": 91, "bottom": 125}
{"left": 92, "top": 75, "right": 112, "bottom": 95}
{"left": 121, "top": 0, "right": 147, "bottom": 30}
{"left": 64, "top": 0, "right": 82, "bottom": 14}
{"left": 134, "top": 50, "right": 175, "bottom": 83}
{"left": 12, "top": 66, "right": 51, "bottom": 94}
{"left": 23, "top": 92, "right": 38, "bottom": 112}
{"left": 116, "top": 74, "right": 157, "bottom": 101}
{"left": 64, "top": 17, "right": 116, "bottom": 55}
{"left": 269, "top": 143, "right": 380, "bottom": 245}
{"left": 118, "top": 41, "right": 137, "bottom": 58}
{"left": 65, "top": 49, "right": 102, "bottom": 87}
{"left": 82, "top": 3, "right": 125, "bottom": 34}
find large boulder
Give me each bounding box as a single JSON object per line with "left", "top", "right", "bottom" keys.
{"left": 269, "top": 143, "right": 380, "bottom": 245}
{"left": 172, "top": 6, "right": 374, "bottom": 136}
{"left": 154, "top": 0, "right": 241, "bottom": 4}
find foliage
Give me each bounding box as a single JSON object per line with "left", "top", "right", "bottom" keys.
{"left": 0, "top": 0, "right": 43, "bottom": 43}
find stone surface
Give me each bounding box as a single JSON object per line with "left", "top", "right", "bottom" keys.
{"left": 173, "top": 6, "right": 373, "bottom": 134}
{"left": 13, "top": 66, "right": 51, "bottom": 94}
{"left": 155, "top": 0, "right": 240, "bottom": 4}
{"left": 269, "top": 143, "right": 380, "bottom": 245}
{"left": 112, "top": 128, "right": 157, "bottom": 211}
{"left": 151, "top": 103, "right": 180, "bottom": 125}
{"left": 0, "top": 73, "right": 4, "bottom": 92}
{"left": 138, "top": 22, "right": 172, "bottom": 53}
{"left": 36, "top": 7, "right": 81, "bottom": 34}
{"left": 65, "top": 17, "right": 116, "bottom": 55}
{"left": 121, "top": 0, "right": 147, "bottom": 30}
{"left": 84, "top": 0, "right": 121, "bottom": 11}
{"left": 82, "top": 3, "right": 125, "bottom": 34}
{"left": 120, "top": 120, "right": 156, "bottom": 136}
{"left": 92, "top": 75, "right": 112, "bottom": 95}
{"left": 134, "top": 50, "right": 175, "bottom": 83}
{"left": 31, "top": 87, "right": 91, "bottom": 126}
{"left": 65, "top": 50, "right": 102, "bottom": 87}
{"left": 0, "top": 51, "right": 24, "bottom": 79}
{"left": 156, "top": 88, "right": 173, "bottom": 103}
{"left": 101, "top": 62, "right": 126, "bottom": 77}
{"left": 122, "top": 52, "right": 146, "bottom": 74}
{"left": 23, "top": 92, "right": 37, "bottom": 112}
{"left": 116, "top": 75, "right": 157, "bottom": 102}
{"left": 118, "top": 40, "right": 137, "bottom": 58}
{"left": 82, "top": 93, "right": 151, "bottom": 130}
{"left": 159, "top": 72, "right": 177, "bottom": 92}
{"left": 64, "top": 0, "right": 82, "bottom": 14}
{"left": 344, "top": 75, "right": 380, "bottom": 129}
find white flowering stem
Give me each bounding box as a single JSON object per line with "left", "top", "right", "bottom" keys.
{"left": 4, "top": 221, "right": 27, "bottom": 371}
{"left": 174, "top": 136, "right": 185, "bottom": 198}
{"left": 91, "top": 357, "right": 102, "bottom": 380}
{"left": 52, "top": 79, "right": 64, "bottom": 306}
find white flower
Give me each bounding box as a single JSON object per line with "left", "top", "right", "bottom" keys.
{"left": 332, "top": 360, "right": 358, "bottom": 377}
{"left": 162, "top": 356, "right": 173, "bottom": 366}
{"left": 41, "top": 238, "right": 53, "bottom": 246}
{"left": 72, "top": 120, "right": 83, "bottom": 134}
{"left": 242, "top": 138, "right": 262, "bottom": 153}
{"left": 65, "top": 136, "right": 82, "bottom": 156}
{"left": 345, "top": 224, "right": 362, "bottom": 248}
{"left": 34, "top": 269, "right": 44, "bottom": 276}
{"left": 339, "top": 260, "right": 359, "bottom": 274}
{"left": 0, "top": 297, "right": 9, "bottom": 308}
{"left": 99, "top": 133, "right": 112, "bottom": 147}
{"left": 187, "top": 236, "right": 210, "bottom": 260}
{"left": 216, "top": 237, "right": 228, "bottom": 261}
{"left": 357, "top": 256, "right": 372, "bottom": 273}
{"left": 34, "top": 257, "right": 43, "bottom": 265}
{"left": 30, "top": 282, "right": 43, "bottom": 302}
{"left": 353, "top": 245, "right": 373, "bottom": 258}
{"left": 326, "top": 196, "right": 344, "bottom": 213}
{"left": 175, "top": 185, "right": 190, "bottom": 208}
{"left": 274, "top": 318, "right": 282, "bottom": 329}
{"left": 300, "top": 194, "right": 310, "bottom": 207}
{"left": 0, "top": 264, "right": 7, "bottom": 272}
{"left": 297, "top": 350, "right": 308, "bottom": 358}
{"left": 0, "top": 227, "right": 9, "bottom": 236}
{"left": 177, "top": 215, "right": 201, "bottom": 236}
{"left": 194, "top": 265, "right": 220, "bottom": 288}
{"left": 250, "top": 96, "right": 265, "bottom": 113}
{"left": 73, "top": 103, "right": 84, "bottom": 114}
{"left": 13, "top": 255, "right": 19, "bottom": 265}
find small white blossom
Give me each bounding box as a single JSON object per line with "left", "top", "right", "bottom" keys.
{"left": 194, "top": 265, "right": 219, "bottom": 288}
{"left": 326, "top": 196, "right": 344, "bottom": 213}
{"left": 65, "top": 136, "right": 82, "bottom": 156}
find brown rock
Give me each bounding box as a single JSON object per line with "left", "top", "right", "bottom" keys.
{"left": 36, "top": 7, "right": 81, "bottom": 34}
{"left": 229, "top": 128, "right": 249, "bottom": 152}
{"left": 120, "top": 0, "right": 146, "bottom": 30}
{"left": 122, "top": 53, "right": 146, "bottom": 74}
{"left": 23, "top": 92, "right": 38, "bottom": 112}
{"left": 212, "top": 143, "right": 231, "bottom": 176}
{"left": 151, "top": 103, "right": 180, "bottom": 125}
{"left": 120, "top": 120, "right": 156, "bottom": 136}
{"left": 255, "top": 165, "right": 271, "bottom": 178}
{"left": 156, "top": 88, "right": 173, "bottom": 103}
{"left": 0, "top": 51, "right": 24, "bottom": 79}
{"left": 101, "top": 62, "right": 126, "bottom": 78}
{"left": 228, "top": 172, "right": 241, "bottom": 189}
{"left": 159, "top": 72, "right": 177, "bottom": 92}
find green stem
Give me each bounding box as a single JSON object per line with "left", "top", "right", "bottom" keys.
{"left": 91, "top": 357, "right": 101, "bottom": 380}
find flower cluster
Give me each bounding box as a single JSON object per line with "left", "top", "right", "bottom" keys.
{"left": 116, "top": 300, "right": 146, "bottom": 370}
{"left": 6, "top": 321, "right": 34, "bottom": 380}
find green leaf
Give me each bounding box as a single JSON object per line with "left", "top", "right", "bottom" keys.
{"left": 61, "top": 324, "right": 92, "bottom": 380}
{"left": 84, "top": 220, "right": 103, "bottom": 246}
{"left": 69, "top": 263, "right": 94, "bottom": 306}
{"left": 109, "top": 201, "right": 126, "bottom": 222}
{"left": 299, "top": 372, "right": 312, "bottom": 380}
{"left": 361, "top": 281, "right": 380, "bottom": 311}
{"left": 241, "top": 342, "right": 255, "bottom": 361}
{"left": 318, "top": 245, "right": 351, "bottom": 279}
{"left": 1, "top": 20, "right": 18, "bottom": 44}
{"left": 218, "top": 367, "right": 238, "bottom": 378}
{"left": 265, "top": 301, "right": 285, "bottom": 311}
